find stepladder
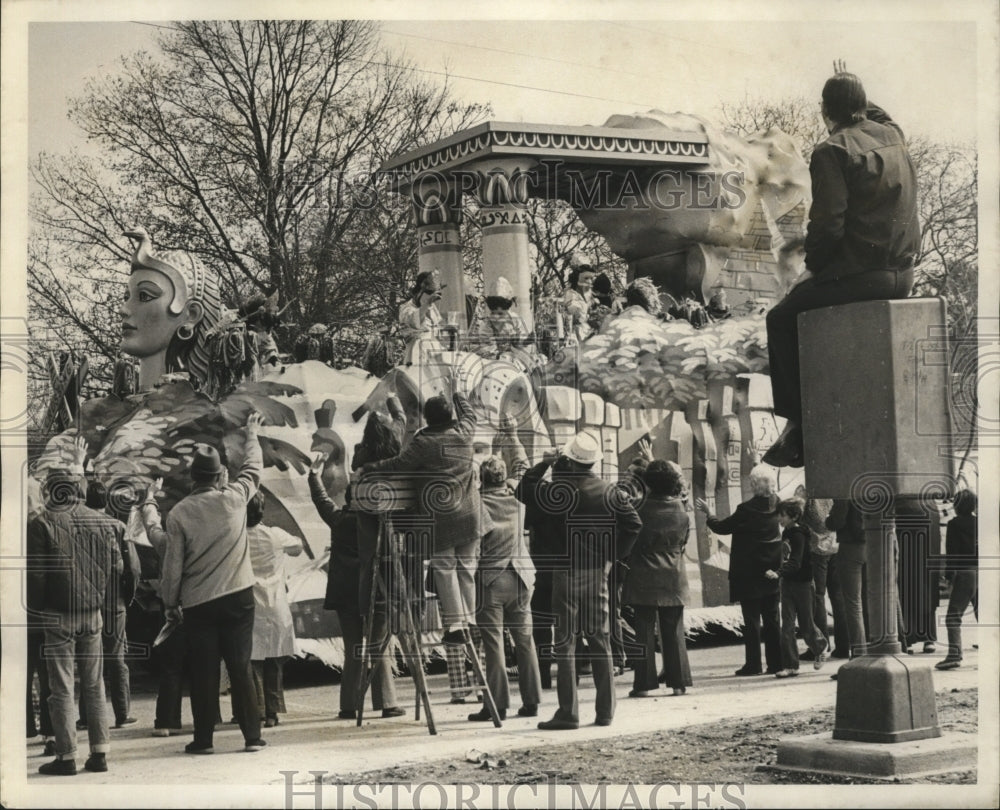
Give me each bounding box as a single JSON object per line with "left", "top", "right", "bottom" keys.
{"left": 355, "top": 513, "right": 504, "bottom": 732}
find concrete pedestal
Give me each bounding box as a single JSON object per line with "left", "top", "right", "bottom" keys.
{"left": 833, "top": 655, "right": 940, "bottom": 742}
{"left": 774, "top": 732, "right": 977, "bottom": 780}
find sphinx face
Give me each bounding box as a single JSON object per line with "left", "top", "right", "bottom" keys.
{"left": 120, "top": 269, "right": 182, "bottom": 359}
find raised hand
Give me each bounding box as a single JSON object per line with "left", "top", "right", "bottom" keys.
{"left": 833, "top": 59, "right": 848, "bottom": 75}
{"left": 145, "top": 477, "right": 164, "bottom": 504}
{"left": 637, "top": 438, "right": 654, "bottom": 462}
{"left": 309, "top": 451, "right": 327, "bottom": 476}
{"left": 71, "top": 435, "right": 89, "bottom": 468}
{"left": 245, "top": 411, "right": 265, "bottom": 431}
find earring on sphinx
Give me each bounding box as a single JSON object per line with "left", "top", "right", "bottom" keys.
{"left": 176, "top": 324, "right": 195, "bottom": 341}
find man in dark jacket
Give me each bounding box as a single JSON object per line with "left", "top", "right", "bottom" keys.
{"left": 697, "top": 466, "right": 781, "bottom": 676}
{"left": 769, "top": 499, "right": 828, "bottom": 677}
{"left": 361, "top": 389, "right": 491, "bottom": 644}
{"left": 309, "top": 457, "right": 403, "bottom": 720}
{"left": 516, "top": 431, "right": 642, "bottom": 730}
{"left": 28, "top": 460, "right": 123, "bottom": 775}
{"left": 764, "top": 63, "right": 920, "bottom": 467}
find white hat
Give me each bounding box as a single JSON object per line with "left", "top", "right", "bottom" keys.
{"left": 488, "top": 276, "right": 516, "bottom": 300}
{"left": 561, "top": 431, "right": 602, "bottom": 465}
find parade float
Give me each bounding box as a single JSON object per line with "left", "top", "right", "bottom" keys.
{"left": 33, "top": 110, "right": 816, "bottom": 669}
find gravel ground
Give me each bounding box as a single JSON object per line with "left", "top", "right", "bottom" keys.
{"left": 331, "top": 688, "right": 978, "bottom": 786}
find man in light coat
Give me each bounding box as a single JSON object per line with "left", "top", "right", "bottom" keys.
{"left": 140, "top": 411, "right": 266, "bottom": 754}
{"left": 469, "top": 434, "right": 542, "bottom": 722}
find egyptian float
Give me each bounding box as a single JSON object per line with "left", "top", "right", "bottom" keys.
{"left": 33, "top": 110, "right": 816, "bottom": 667}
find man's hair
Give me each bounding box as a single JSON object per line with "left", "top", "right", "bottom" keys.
{"left": 480, "top": 455, "right": 507, "bottom": 487}
{"left": 85, "top": 480, "right": 108, "bottom": 511}
{"left": 953, "top": 489, "right": 977, "bottom": 516}
{"left": 191, "top": 470, "right": 222, "bottom": 487}
{"left": 748, "top": 464, "right": 777, "bottom": 497}
{"left": 423, "top": 394, "right": 453, "bottom": 427}
{"left": 643, "top": 459, "right": 685, "bottom": 497}
{"left": 776, "top": 498, "right": 805, "bottom": 521}
{"left": 553, "top": 454, "right": 592, "bottom": 473}
{"left": 247, "top": 490, "right": 265, "bottom": 528}
{"left": 43, "top": 471, "right": 86, "bottom": 508}
{"left": 822, "top": 73, "right": 867, "bottom": 126}
{"left": 358, "top": 410, "right": 401, "bottom": 466}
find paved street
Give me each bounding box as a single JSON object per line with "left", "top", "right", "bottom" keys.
{"left": 18, "top": 634, "right": 980, "bottom": 788}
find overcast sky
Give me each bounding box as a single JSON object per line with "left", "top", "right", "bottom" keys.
{"left": 28, "top": 14, "right": 979, "bottom": 158}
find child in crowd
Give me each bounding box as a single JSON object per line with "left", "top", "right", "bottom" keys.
{"left": 767, "top": 498, "right": 828, "bottom": 678}
{"left": 937, "top": 490, "right": 978, "bottom": 670}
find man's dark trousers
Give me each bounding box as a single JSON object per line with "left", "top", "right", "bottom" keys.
{"left": 184, "top": 587, "right": 260, "bottom": 746}
{"left": 766, "top": 267, "right": 913, "bottom": 424}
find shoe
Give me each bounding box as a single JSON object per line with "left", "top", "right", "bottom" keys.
{"left": 114, "top": 717, "right": 138, "bottom": 729}
{"left": 517, "top": 705, "right": 538, "bottom": 717}
{"left": 935, "top": 659, "right": 961, "bottom": 670}
{"left": 84, "top": 753, "right": 107, "bottom": 773}
{"left": 468, "top": 707, "right": 504, "bottom": 722}
{"left": 43, "top": 740, "right": 56, "bottom": 757}
{"left": 923, "top": 642, "right": 937, "bottom": 654}
{"left": 381, "top": 707, "right": 405, "bottom": 718}
{"left": 799, "top": 650, "right": 816, "bottom": 662}
{"left": 152, "top": 728, "right": 171, "bottom": 737}
{"left": 184, "top": 742, "right": 214, "bottom": 755}
{"left": 338, "top": 710, "right": 357, "bottom": 720}
{"left": 449, "top": 697, "right": 469, "bottom": 705}
{"left": 594, "top": 717, "right": 613, "bottom": 727}
{"left": 75, "top": 720, "right": 87, "bottom": 731}
{"left": 830, "top": 673, "right": 838, "bottom": 681}
{"left": 245, "top": 738, "right": 267, "bottom": 752}
{"left": 764, "top": 668, "right": 781, "bottom": 675}
{"left": 762, "top": 422, "right": 803, "bottom": 468}
{"left": 671, "top": 687, "right": 687, "bottom": 696}
{"left": 831, "top": 649, "right": 850, "bottom": 659}
{"left": 264, "top": 717, "right": 279, "bottom": 728}
{"left": 39, "top": 758, "right": 76, "bottom": 776}
{"left": 442, "top": 629, "right": 466, "bottom": 646}
{"left": 813, "top": 642, "right": 829, "bottom": 670}
{"left": 734, "top": 667, "right": 763, "bottom": 677}
{"left": 628, "top": 689, "right": 654, "bottom": 697}
{"left": 774, "top": 669, "right": 799, "bottom": 679}
{"left": 538, "top": 717, "right": 579, "bottom": 731}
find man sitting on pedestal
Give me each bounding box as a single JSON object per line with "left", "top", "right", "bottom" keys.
{"left": 763, "top": 62, "right": 920, "bottom": 467}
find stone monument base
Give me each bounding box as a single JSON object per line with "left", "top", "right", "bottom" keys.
{"left": 772, "top": 732, "right": 977, "bottom": 780}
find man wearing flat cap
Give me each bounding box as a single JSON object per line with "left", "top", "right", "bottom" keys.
{"left": 516, "top": 431, "right": 642, "bottom": 730}
{"left": 28, "top": 439, "right": 123, "bottom": 776}
{"left": 140, "top": 412, "right": 267, "bottom": 754}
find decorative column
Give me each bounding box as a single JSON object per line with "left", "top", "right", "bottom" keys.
{"left": 473, "top": 161, "right": 535, "bottom": 331}
{"left": 411, "top": 178, "right": 467, "bottom": 329}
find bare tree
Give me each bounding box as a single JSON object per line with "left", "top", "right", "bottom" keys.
{"left": 29, "top": 20, "right": 489, "bottom": 421}
{"left": 719, "top": 94, "right": 827, "bottom": 162}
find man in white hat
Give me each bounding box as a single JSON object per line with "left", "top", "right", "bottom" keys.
{"left": 515, "top": 431, "right": 642, "bottom": 730}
